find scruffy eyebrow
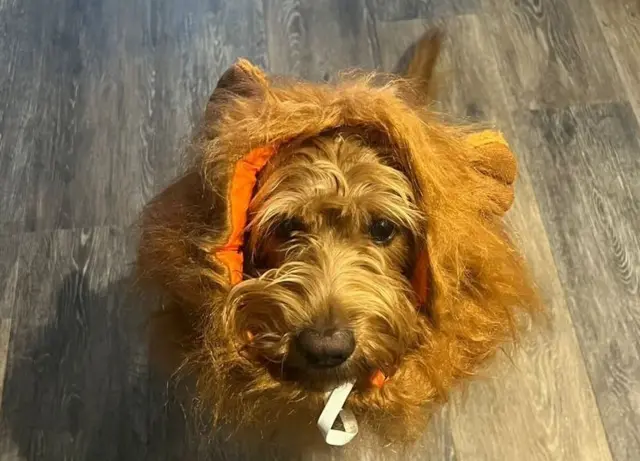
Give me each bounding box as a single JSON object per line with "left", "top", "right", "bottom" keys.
{"left": 251, "top": 159, "right": 421, "bottom": 235}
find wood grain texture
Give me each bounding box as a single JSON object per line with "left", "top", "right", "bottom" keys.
{"left": 0, "top": 0, "right": 45, "bottom": 233}
{"left": 0, "top": 237, "right": 19, "bottom": 320}
{"left": 514, "top": 102, "right": 640, "bottom": 461}
{"left": 0, "top": 0, "right": 268, "bottom": 234}
{"left": 481, "top": 0, "right": 624, "bottom": 109}
{"left": 0, "top": 236, "right": 19, "bottom": 404}
{"left": 0, "top": 228, "right": 149, "bottom": 461}
{"left": 369, "top": 0, "right": 478, "bottom": 22}
{"left": 590, "top": 0, "right": 640, "bottom": 124}
{"left": 378, "top": 14, "right": 615, "bottom": 461}
{"left": 0, "top": 0, "right": 119, "bottom": 233}
{"left": 0, "top": 319, "right": 11, "bottom": 403}
{"left": 264, "top": 0, "right": 379, "bottom": 79}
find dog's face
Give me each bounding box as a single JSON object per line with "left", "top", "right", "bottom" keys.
{"left": 228, "top": 133, "right": 425, "bottom": 391}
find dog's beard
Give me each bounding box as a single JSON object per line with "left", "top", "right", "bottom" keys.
{"left": 223, "top": 235, "right": 422, "bottom": 391}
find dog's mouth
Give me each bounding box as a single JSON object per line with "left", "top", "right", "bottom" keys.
{"left": 242, "top": 331, "right": 386, "bottom": 393}
{"left": 274, "top": 361, "right": 359, "bottom": 391}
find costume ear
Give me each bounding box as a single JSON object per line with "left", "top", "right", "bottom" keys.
{"left": 464, "top": 131, "right": 517, "bottom": 216}
{"left": 205, "top": 59, "right": 268, "bottom": 122}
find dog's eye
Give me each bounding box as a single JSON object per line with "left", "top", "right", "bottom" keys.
{"left": 368, "top": 218, "right": 396, "bottom": 244}
{"left": 274, "top": 217, "right": 306, "bottom": 241}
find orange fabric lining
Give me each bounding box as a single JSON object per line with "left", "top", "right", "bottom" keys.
{"left": 215, "top": 145, "right": 277, "bottom": 285}
{"left": 411, "top": 249, "right": 430, "bottom": 308}
{"left": 370, "top": 369, "right": 387, "bottom": 389}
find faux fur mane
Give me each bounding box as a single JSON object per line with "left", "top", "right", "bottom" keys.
{"left": 136, "top": 59, "right": 540, "bottom": 440}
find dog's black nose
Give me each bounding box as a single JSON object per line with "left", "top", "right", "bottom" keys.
{"left": 295, "top": 328, "right": 355, "bottom": 368}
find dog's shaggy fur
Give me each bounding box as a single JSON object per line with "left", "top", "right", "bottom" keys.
{"left": 137, "top": 32, "right": 540, "bottom": 449}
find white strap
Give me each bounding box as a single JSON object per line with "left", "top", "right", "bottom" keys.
{"left": 317, "top": 380, "right": 358, "bottom": 446}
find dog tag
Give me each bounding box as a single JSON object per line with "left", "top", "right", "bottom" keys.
{"left": 317, "top": 380, "right": 358, "bottom": 446}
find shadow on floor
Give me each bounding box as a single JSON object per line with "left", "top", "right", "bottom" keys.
{"left": 0, "top": 270, "right": 209, "bottom": 460}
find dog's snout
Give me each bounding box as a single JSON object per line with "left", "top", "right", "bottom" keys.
{"left": 295, "top": 328, "right": 355, "bottom": 368}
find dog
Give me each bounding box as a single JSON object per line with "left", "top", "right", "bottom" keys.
{"left": 136, "top": 31, "right": 540, "bottom": 454}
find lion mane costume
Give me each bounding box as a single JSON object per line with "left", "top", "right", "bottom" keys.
{"left": 137, "top": 55, "right": 539, "bottom": 442}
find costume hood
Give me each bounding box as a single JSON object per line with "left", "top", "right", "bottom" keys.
{"left": 203, "top": 59, "right": 516, "bottom": 304}
{"left": 138, "top": 58, "right": 517, "bottom": 315}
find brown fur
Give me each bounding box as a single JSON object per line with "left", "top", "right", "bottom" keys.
{"left": 136, "top": 31, "right": 541, "bottom": 446}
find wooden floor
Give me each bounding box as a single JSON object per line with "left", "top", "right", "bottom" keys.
{"left": 1, "top": 0, "right": 639, "bottom": 460}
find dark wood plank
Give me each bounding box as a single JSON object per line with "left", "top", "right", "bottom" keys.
{"left": 514, "top": 102, "right": 640, "bottom": 461}
{"left": 590, "top": 0, "right": 640, "bottom": 124}
{"left": 0, "top": 0, "right": 44, "bottom": 233}
{"left": 0, "top": 228, "right": 149, "bottom": 461}
{"left": 264, "top": 0, "right": 379, "bottom": 79}
{"left": 0, "top": 0, "right": 268, "bottom": 234}
{"left": 377, "top": 15, "right": 614, "bottom": 461}
{"left": 0, "top": 236, "right": 19, "bottom": 320}
{"left": 0, "top": 236, "right": 19, "bottom": 402}
{"left": 481, "top": 0, "right": 625, "bottom": 109}
{"left": 0, "top": 319, "right": 10, "bottom": 404}
{"left": 368, "top": 0, "right": 478, "bottom": 22}
{"left": 0, "top": 0, "right": 120, "bottom": 233}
